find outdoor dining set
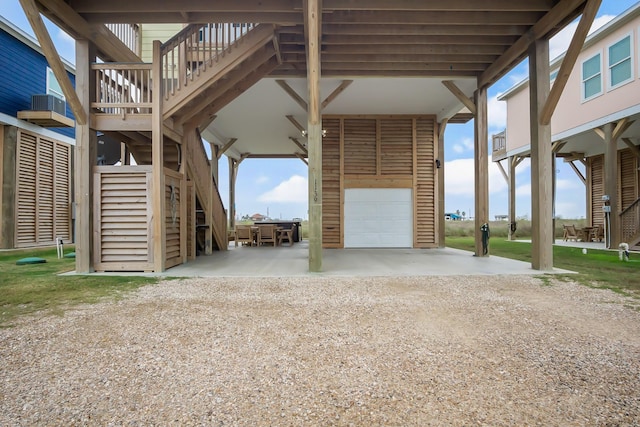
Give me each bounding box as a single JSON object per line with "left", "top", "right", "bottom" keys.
{"left": 562, "top": 224, "right": 604, "bottom": 242}
{"left": 234, "top": 223, "right": 297, "bottom": 247}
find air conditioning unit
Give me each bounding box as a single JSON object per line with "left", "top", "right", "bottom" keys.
{"left": 31, "top": 94, "right": 66, "bottom": 115}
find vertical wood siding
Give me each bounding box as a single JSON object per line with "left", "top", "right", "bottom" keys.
{"left": 15, "top": 130, "right": 71, "bottom": 248}
{"left": 619, "top": 148, "right": 638, "bottom": 210}
{"left": 588, "top": 155, "right": 604, "bottom": 226}
{"left": 322, "top": 115, "right": 437, "bottom": 248}
{"left": 322, "top": 118, "right": 342, "bottom": 247}
{"left": 415, "top": 118, "right": 436, "bottom": 247}
{"left": 164, "top": 169, "right": 184, "bottom": 268}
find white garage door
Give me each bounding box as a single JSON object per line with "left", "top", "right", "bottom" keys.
{"left": 344, "top": 188, "right": 413, "bottom": 248}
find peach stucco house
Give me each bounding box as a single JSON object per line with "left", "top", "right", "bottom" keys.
{"left": 494, "top": 2, "right": 640, "bottom": 250}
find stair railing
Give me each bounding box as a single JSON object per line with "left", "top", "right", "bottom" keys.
{"left": 160, "top": 22, "right": 257, "bottom": 102}
{"left": 619, "top": 196, "right": 640, "bottom": 243}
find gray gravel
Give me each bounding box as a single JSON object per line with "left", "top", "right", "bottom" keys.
{"left": 1, "top": 275, "right": 639, "bottom": 426}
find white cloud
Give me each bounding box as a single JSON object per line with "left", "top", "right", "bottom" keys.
{"left": 515, "top": 183, "right": 531, "bottom": 197}
{"left": 452, "top": 137, "right": 474, "bottom": 154}
{"left": 257, "top": 175, "right": 308, "bottom": 203}
{"left": 549, "top": 15, "right": 615, "bottom": 61}
{"left": 445, "top": 158, "right": 508, "bottom": 196}
{"left": 256, "top": 175, "right": 269, "bottom": 184}
{"left": 488, "top": 95, "right": 506, "bottom": 131}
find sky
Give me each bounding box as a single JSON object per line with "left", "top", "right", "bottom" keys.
{"left": 3, "top": 0, "right": 639, "bottom": 221}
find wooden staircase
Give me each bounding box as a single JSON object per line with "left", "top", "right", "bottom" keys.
{"left": 95, "top": 22, "right": 280, "bottom": 255}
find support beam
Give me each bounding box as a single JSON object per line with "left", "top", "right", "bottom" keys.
{"left": 20, "top": 0, "right": 87, "bottom": 125}
{"left": 305, "top": 0, "right": 322, "bottom": 272}
{"left": 228, "top": 157, "right": 239, "bottom": 230}
{"left": 151, "top": 40, "right": 166, "bottom": 272}
{"left": 496, "top": 160, "right": 508, "bottom": 183}
{"left": 217, "top": 137, "right": 238, "bottom": 159}
{"left": 289, "top": 136, "right": 308, "bottom": 154}
{"left": 296, "top": 153, "right": 309, "bottom": 165}
{"left": 74, "top": 39, "right": 96, "bottom": 273}
{"left": 208, "top": 142, "right": 219, "bottom": 185}
{"left": 442, "top": 80, "right": 476, "bottom": 115}
{"left": 568, "top": 160, "right": 586, "bottom": 185}
{"left": 529, "top": 38, "right": 553, "bottom": 271}
{"left": 321, "top": 80, "right": 353, "bottom": 110}
{"left": 286, "top": 115, "right": 307, "bottom": 135}
{"left": 612, "top": 118, "right": 633, "bottom": 142}
{"left": 473, "top": 85, "right": 489, "bottom": 257}
{"left": 276, "top": 79, "right": 308, "bottom": 112}
{"left": 437, "top": 120, "right": 445, "bottom": 248}
{"left": 508, "top": 156, "right": 517, "bottom": 240}
{"left": 622, "top": 137, "right": 640, "bottom": 161}
{"left": 540, "top": 0, "right": 600, "bottom": 125}
{"left": 603, "top": 122, "right": 620, "bottom": 248}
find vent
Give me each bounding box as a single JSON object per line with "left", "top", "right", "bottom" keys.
{"left": 31, "top": 94, "right": 66, "bottom": 115}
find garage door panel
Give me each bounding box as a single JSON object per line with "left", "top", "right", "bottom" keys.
{"left": 344, "top": 188, "right": 412, "bottom": 248}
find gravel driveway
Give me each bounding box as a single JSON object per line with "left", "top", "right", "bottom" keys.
{"left": 1, "top": 275, "right": 639, "bottom": 426}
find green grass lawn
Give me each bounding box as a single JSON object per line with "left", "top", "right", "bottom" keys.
{"left": 0, "top": 247, "right": 158, "bottom": 327}
{"left": 447, "top": 237, "right": 640, "bottom": 300}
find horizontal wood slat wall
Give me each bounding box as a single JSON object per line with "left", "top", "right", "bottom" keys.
{"left": 619, "top": 148, "right": 638, "bottom": 211}
{"left": 15, "top": 130, "right": 71, "bottom": 248}
{"left": 94, "top": 166, "right": 154, "bottom": 271}
{"left": 322, "top": 115, "right": 437, "bottom": 248}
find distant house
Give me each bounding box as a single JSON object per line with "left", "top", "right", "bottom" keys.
{"left": 444, "top": 213, "right": 462, "bottom": 221}
{"left": 250, "top": 213, "right": 268, "bottom": 222}
{"left": 0, "top": 15, "right": 76, "bottom": 249}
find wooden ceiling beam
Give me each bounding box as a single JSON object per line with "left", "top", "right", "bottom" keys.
{"left": 68, "top": 0, "right": 300, "bottom": 13}
{"left": 322, "top": 62, "right": 488, "bottom": 71}
{"left": 320, "top": 24, "right": 531, "bottom": 36}
{"left": 281, "top": 44, "right": 507, "bottom": 55}
{"left": 271, "top": 69, "right": 480, "bottom": 77}
{"left": 78, "top": 12, "right": 302, "bottom": 24}
{"left": 478, "top": 0, "right": 586, "bottom": 88}
{"left": 279, "top": 34, "right": 519, "bottom": 45}
{"left": 323, "top": 10, "right": 543, "bottom": 25}
{"left": 282, "top": 53, "right": 500, "bottom": 63}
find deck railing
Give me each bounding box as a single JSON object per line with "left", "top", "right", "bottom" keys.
{"left": 492, "top": 130, "right": 506, "bottom": 154}
{"left": 92, "top": 63, "right": 153, "bottom": 116}
{"left": 620, "top": 197, "right": 640, "bottom": 243}
{"left": 160, "top": 22, "right": 257, "bottom": 101}
{"left": 106, "top": 23, "right": 141, "bottom": 56}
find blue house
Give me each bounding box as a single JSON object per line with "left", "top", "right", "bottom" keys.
{"left": 0, "top": 15, "right": 75, "bottom": 249}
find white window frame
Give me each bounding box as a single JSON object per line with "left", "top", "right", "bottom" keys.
{"left": 46, "top": 67, "right": 65, "bottom": 101}
{"left": 606, "top": 33, "right": 634, "bottom": 91}
{"left": 581, "top": 52, "right": 603, "bottom": 102}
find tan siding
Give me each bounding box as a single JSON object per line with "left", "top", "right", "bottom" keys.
{"left": 343, "top": 119, "right": 376, "bottom": 175}
{"left": 380, "top": 119, "right": 413, "bottom": 175}
{"left": 165, "top": 170, "right": 183, "bottom": 268}
{"left": 94, "top": 167, "right": 153, "bottom": 271}
{"left": 322, "top": 118, "right": 341, "bottom": 247}
{"left": 15, "top": 131, "right": 72, "bottom": 248}
{"left": 619, "top": 148, "right": 638, "bottom": 210}
{"left": 415, "top": 118, "right": 436, "bottom": 247}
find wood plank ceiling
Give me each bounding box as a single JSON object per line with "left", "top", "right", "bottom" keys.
{"left": 39, "top": 0, "right": 587, "bottom": 87}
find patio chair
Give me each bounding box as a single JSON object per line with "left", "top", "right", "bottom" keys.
{"left": 593, "top": 224, "right": 604, "bottom": 242}
{"left": 235, "top": 225, "right": 254, "bottom": 247}
{"left": 563, "top": 224, "right": 578, "bottom": 241}
{"left": 277, "top": 223, "right": 296, "bottom": 247}
{"left": 257, "top": 224, "right": 278, "bottom": 247}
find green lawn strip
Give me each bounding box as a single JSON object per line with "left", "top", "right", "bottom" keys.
{"left": 446, "top": 237, "right": 640, "bottom": 299}
{"left": 0, "top": 248, "right": 158, "bottom": 327}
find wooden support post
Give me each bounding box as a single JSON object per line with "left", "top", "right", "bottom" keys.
{"left": 437, "top": 119, "right": 446, "bottom": 248}
{"left": 151, "top": 40, "right": 166, "bottom": 272}
{"left": 228, "top": 157, "right": 238, "bottom": 231}
{"left": 474, "top": 85, "right": 489, "bottom": 257}
{"left": 508, "top": 156, "right": 517, "bottom": 241}
{"left": 209, "top": 142, "right": 219, "bottom": 185}
{"left": 75, "top": 39, "right": 96, "bottom": 273}
{"left": 603, "top": 122, "right": 620, "bottom": 248}
{"left": 305, "top": 0, "right": 322, "bottom": 272}
{"left": 529, "top": 39, "right": 554, "bottom": 271}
